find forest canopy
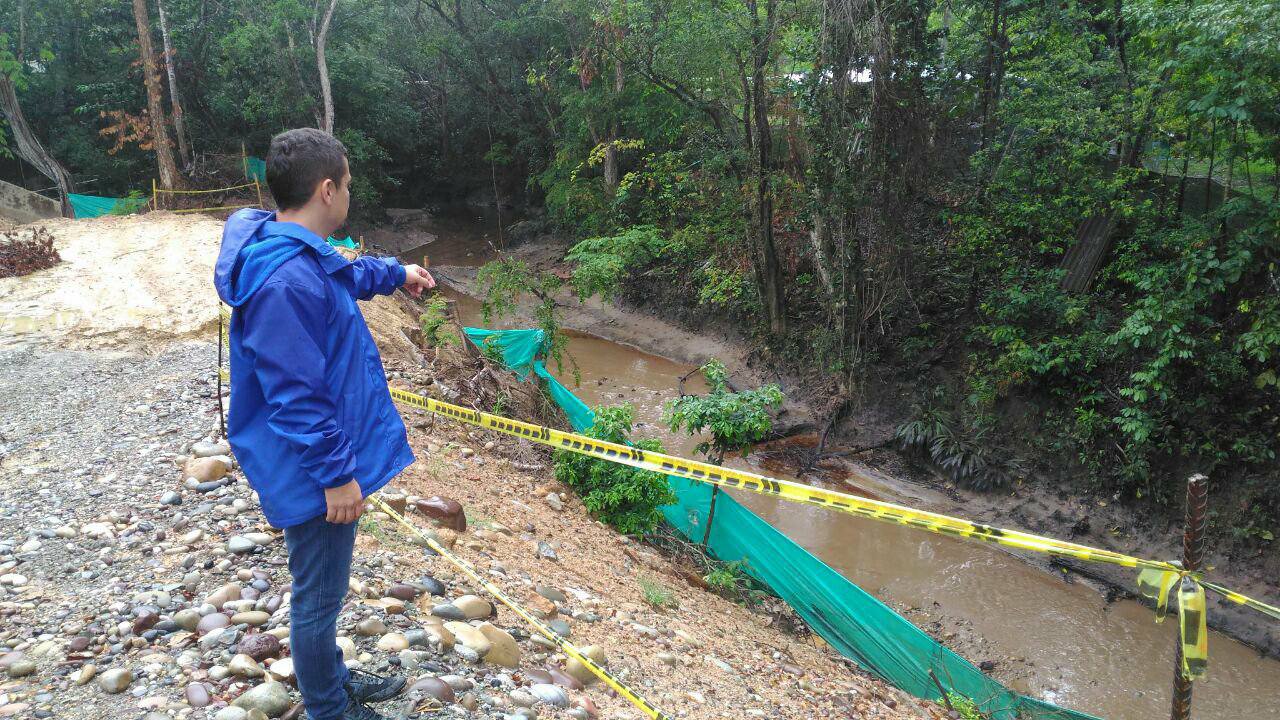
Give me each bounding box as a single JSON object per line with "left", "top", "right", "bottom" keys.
{"left": 3, "top": 0, "right": 1278, "bottom": 537}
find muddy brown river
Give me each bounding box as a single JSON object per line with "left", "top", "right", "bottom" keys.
{"left": 398, "top": 211, "right": 1280, "bottom": 719}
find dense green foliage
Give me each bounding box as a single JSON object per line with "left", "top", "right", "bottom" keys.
{"left": 664, "top": 360, "right": 784, "bottom": 464}
{"left": 5, "top": 0, "right": 1278, "bottom": 534}
{"left": 553, "top": 404, "right": 676, "bottom": 535}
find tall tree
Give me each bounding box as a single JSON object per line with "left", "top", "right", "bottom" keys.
{"left": 743, "top": 0, "right": 787, "bottom": 336}
{"left": 0, "top": 74, "right": 72, "bottom": 215}
{"left": 316, "top": 0, "right": 338, "bottom": 133}
{"left": 617, "top": 0, "right": 790, "bottom": 337}
{"left": 131, "top": 0, "right": 181, "bottom": 190}
{"left": 156, "top": 0, "right": 191, "bottom": 168}
{"left": 0, "top": 15, "right": 72, "bottom": 215}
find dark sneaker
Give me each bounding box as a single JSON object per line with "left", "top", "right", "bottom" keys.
{"left": 339, "top": 698, "right": 394, "bottom": 720}
{"left": 344, "top": 668, "right": 407, "bottom": 703}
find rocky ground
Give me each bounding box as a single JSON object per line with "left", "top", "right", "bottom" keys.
{"left": 0, "top": 216, "right": 941, "bottom": 720}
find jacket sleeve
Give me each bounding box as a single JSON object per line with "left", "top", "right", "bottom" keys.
{"left": 241, "top": 279, "right": 357, "bottom": 489}
{"left": 344, "top": 255, "right": 406, "bottom": 300}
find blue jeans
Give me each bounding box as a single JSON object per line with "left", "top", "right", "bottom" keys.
{"left": 284, "top": 513, "right": 356, "bottom": 719}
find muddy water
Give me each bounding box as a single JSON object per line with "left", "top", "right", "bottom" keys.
{"left": 401, "top": 214, "right": 1280, "bottom": 720}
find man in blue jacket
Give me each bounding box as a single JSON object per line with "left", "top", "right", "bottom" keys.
{"left": 214, "top": 128, "right": 434, "bottom": 720}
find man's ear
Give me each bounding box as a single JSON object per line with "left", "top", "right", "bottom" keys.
{"left": 319, "top": 178, "right": 336, "bottom": 205}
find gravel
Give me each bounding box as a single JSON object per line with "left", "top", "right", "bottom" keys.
{"left": 0, "top": 342, "right": 604, "bottom": 719}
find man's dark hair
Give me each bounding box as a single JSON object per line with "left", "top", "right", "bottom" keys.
{"left": 265, "top": 128, "right": 347, "bottom": 210}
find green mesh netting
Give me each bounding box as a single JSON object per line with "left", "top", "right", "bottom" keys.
{"left": 464, "top": 327, "right": 1100, "bottom": 720}
{"left": 463, "top": 328, "right": 594, "bottom": 430}
{"left": 68, "top": 193, "right": 148, "bottom": 219}
{"left": 245, "top": 156, "right": 267, "bottom": 183}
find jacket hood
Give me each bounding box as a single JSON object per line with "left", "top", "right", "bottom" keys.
{"left": 215, "top": 208, "right": 306, "bottom": 306}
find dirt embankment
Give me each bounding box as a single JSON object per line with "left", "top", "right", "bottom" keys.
{"left": 0, "top": 213, "right": 941, "bottom": 720}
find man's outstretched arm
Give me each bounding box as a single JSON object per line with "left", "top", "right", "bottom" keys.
{"left": 345, "top": 256, "right": 435, "bottom": 300}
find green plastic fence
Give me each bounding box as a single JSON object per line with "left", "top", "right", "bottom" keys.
{"left": 462, "top": 328, "right": 595, "bottom": 430}
{"left": 464, "top": 326, "right": 1101, "bottom": 720}
{"left": 68, "top": 193, "right": 148, "bottom": 219}
{"left": 245, "top": 156, "right": 267, "bottom": 183}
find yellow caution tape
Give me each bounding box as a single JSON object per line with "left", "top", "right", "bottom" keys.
{"left": 171, "top": 204, "right": 257, "bottom": 215}
{"left": 388, "top": 386, "right": 1183, "bottom": 573}
{"left": 385, "top": 386, "right": 1280, "bottom": 634}
{"left": 1137, "top": 568, "right": 1180, "bottom": 622}
{"left": 156, "top": 181, "right": 260, "bottom": 194}
{"left": 1178, "top": 576, "right": 1209, "bottom": 679}
{"left": 368, "top": 496, "right": 671, "bottom": 720}
{"left": 1138, "top": 568, "right": 1209, "bottom": 678}
{"left": 1200, "top": 579, "right": 1280, "bottom": 623}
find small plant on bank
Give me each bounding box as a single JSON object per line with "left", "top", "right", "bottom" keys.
{"left": 894, "top": 398, "right": 1020, "bottom": 491}
{"left": 946, "top": 692, "right": 990, "bottom": 720}
{"left": 638, "top": 576, "right": 677, "bottom": 609}
{"left": 490, "top": 390, "right": 511, "bottom": 416}
{"left": 476, "top": 257, "right": 578, "bottom": 382}
{"left": 554, "top": 404, "right": 675, "bottom": 535}
{"left": 357, "top": 513, "right": 389, "bottom": 541}
{"left": 702, "top": 558, "right": 767, "bottom": 606}
{"left": 664, "top": 359, "right": 783, "bottom": 544}
{"left": 418, "top": 295, "right": 458, "bottom": 348}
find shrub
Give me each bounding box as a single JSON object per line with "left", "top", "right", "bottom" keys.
{"left": 418, "top": 295, "right": 457, "bottom": 347}
{"left": 0, "top": 227, "right": 60, "bottom": 279}
{"left": 663, "top": 360, "right": 783, "bottom": 463}
{"left": 565, "top": 225, "right": 666, "bottom": 301}
{"left": 554, "top": 404, "right": 676, "bottom": 535}
{"left": 894, "top": 401, "right": 1019, "bottom": 491}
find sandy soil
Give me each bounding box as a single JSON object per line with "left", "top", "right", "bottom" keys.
{"left": 0, "top": 213, "right": 224, "bottom": 352}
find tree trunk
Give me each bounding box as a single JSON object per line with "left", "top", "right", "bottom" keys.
{"left": 316, "top": 0, "right": 339, "bottom": 134}
{"left": 978, "top": 0, "right": 1005, "bottom": 148}
{"left": 0, "top": 75, "right": 73, "bottom": 216}
{"left": 747, "top": 0, "right": 787, "bottom": 337}
{"left": 156, "top": 0, "right": 191, "bottom": 169}
{"left": 17, "top": 0, "right": 25, "bottom": 63}
{"left": 438, "top": 56, "right": 450, "bottom": 162}
{"left": 602, "top": 57, "right": 624, "bottom": 191}
{"left": 131, "top": 0, "right": 180, "bottom": 191}
{"left": 285, "top": 24, "right": 323, "bottom": 128}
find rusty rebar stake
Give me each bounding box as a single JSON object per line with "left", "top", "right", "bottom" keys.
{"left": 1170, "top": 473, "right": 1208, "bottom": 720}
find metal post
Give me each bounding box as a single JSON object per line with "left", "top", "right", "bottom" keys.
{"left": 1171, "top": 474, "right": 1208, "bottom": 720}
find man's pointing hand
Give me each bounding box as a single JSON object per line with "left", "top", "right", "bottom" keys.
{"left": 402, "top": 264, "right": 436, "bottom": 298}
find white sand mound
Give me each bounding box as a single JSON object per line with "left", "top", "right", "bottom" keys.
{"left": 0, "top": 212, "right": 223, "bottom": 352}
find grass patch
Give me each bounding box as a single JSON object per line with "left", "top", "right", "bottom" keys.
{"left": 639, "top": 576, "right": 677, "bottom": 609}
{"left": 357, "top": 514, "right": 391, "bottom": 541}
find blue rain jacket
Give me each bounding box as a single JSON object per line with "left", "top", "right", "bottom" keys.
{"left": 214, "top": 209, "right": 414, "bottom": 528}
